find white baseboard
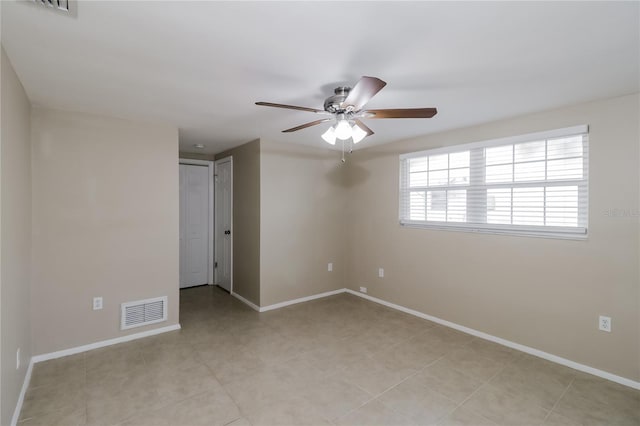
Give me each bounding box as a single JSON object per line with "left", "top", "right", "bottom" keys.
{"left": 13, "top": 324, "right": 181, "bottom": 425}
{"left": 31, "top": 323, "right": 181, "bottom": 363}
{"left": 11, "top": 358, "right": 34, "bottom": 426}
{"left": 345, "top": 289, "right": 640, "bottom": 390}
{"left": 259, "top": 289, "right": 345, "bottom": 312}
{"left": 231, "top": 291, "right": 261, "bottom": 312}
{"left": 232, "top": 288, "right": 346, "bottom": 313}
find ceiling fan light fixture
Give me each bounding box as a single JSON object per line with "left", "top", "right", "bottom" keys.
{"left": 334, "top": 119, "right": 352, "bottom": 140}
{"left": 351, "top": 124, "right": 367, "bottom": 144}
{"left": 321, "top": 126, "right": 336, "bottom": 145}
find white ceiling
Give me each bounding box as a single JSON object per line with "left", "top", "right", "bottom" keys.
{"left": 2, "top": 1, "right": 638, "bottom": 154}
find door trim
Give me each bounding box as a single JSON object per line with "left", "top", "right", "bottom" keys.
{"left": 179, "top": 158, "right": 214, "bottom": 285}
{"left": 214, "top": 156, "right": 233, "bottom": 294}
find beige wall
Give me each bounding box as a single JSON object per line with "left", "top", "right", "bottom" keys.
{"left": 1, "top": 47, "right": 32, "bottom": 426}
{"left": 216, "top": 140, "right": 261, "bottom": 305}
{"left": 31, "top": 107, "right": 180, "bottom": 354}
{"left": 179, "top": 152, "right": 215, "bottom": 162}
{"left": 346, "top": 93, "right": 640, "bottom": 381}
{"left": 260, "top": 140, "right": 347, "bottom": 306}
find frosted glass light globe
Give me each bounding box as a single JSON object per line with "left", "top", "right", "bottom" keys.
{"left": 334, "top": 120, "right": 352, "bottom": 140}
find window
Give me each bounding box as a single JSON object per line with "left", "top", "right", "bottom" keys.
{"left": 399, "top": 125, "right": 588, "bottom": 238}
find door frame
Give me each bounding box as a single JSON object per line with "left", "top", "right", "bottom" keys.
{"left": 214, "top": 156, "right": 233, "bottom": 294}
{"left": 179, "top": 158, "right": 215, "bottom": 286}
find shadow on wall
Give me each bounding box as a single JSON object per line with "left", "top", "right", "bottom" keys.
{"left": 261, "top": 142, "right": 351, "bottom": 188}
{"left": 343, "top": 162, "right": 371, "bottom": 188}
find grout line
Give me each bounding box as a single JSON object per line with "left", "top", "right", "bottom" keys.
{"left": 336, "top": 353, "right": 450, "bottom": 422}
{"left": 541, "top": 376, "right": 576, "bottom": 423}
{"left": 446, "top": 346, "right": 539, "bottom": 421}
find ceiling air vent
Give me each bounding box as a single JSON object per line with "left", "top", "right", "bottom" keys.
{"left": 120, "top": 296, "right": 167, "bottom": 330}
{"left": 33, "top": 0, "right": 70, "bottom": 12}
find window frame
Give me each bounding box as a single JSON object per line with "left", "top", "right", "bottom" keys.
{"left": 399, "top": 125, "right": 589, "bottom": 240}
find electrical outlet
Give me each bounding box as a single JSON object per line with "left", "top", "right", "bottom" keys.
{"left": 93, "top": 297, "right": 103, "bottom": 310}
{"left": 328, "top": 262, "right": 333, "bottom": 272}
{"left": 16, "top": 348, "right": 20, "bottom": 370}
{"left": 599, "top": 315, "right": 611, "bottom": 332}
{"left": 359, "top": 287, "right": 367, "bottom": 294}
{"left": 378, "top": 268, "right": 384, "bottom": 278}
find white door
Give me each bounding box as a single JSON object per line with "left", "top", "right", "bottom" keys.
{"left": 215, "top": 158, "right": 232, "bottom": 292}
{"left": 179, "top": 164, "right": 210, "bottom": 288}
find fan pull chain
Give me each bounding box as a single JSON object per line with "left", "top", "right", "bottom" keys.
{"left": 341, "top": 140, "right": 345, "bottom": 163}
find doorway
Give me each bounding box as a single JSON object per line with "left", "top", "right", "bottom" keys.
{"left": 179, "top": 159, "right": 214, "bottom": 288}
{"left": 215, "top": 157, "right": 232, "bottom": 293}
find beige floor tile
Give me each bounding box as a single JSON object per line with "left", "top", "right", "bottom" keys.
{"left": 348, "top": 327, "right": 411, "bottom": 355}
{"left": 554, "top": 386, "right": 638, "bottom": 426}
{"left": 192, "top": 335, "right": 246, "bottom": 362}
{"left": 141, "top": 342, "right": 202, "bottom": 371}
{"left": 488, "top": 363, "right": 571, "bottom": 409}
{"left": 304, "top": 339, "right": 369, "bottom": 373}
{"left": 18, "top": 407, "right": 86, "bottom": 426}
{"left": 242, "top": 396, "right": 331, "bottom": 426}
{"left": 334, "top": 399, "right": 415, "bottom": 426}
{"left": 408, "top": 332, "right": 468, "bottom": 358}
{"left": 443, "top": 347, "right": 505, "bottom": 382}
{"left": 341, "top": 355, "right": 418, "bottom": 396}
{"left": 377, "top": 376, "right": 458, "bottom": 424}
{"left": 225, "top": 418, "right": 252, "bottom": 426}
{"left": 437, "top": 407, "right": 497, "bottom": 426}
{"left": 121, "top": 388, "right": 241, "bottom": 426}
{"left": 298, "top": 376, "right": 373, "bottom": 421}
{"left": 202, "top": 347, "right": 269, "bottom": 384}
{"left": 569, "top": 373, "right": 640, "bottom": 414}
{"left": 373, "top": 338, "right": 444, "bottom": 371}
{"left": 28, "top": 354, "right": 86, "bottom": 390}
{"left": 417, "top": 358, "right": 484, "bottom": 403}
{"left": 270, "top": 351, "right": 339, "bottom": 383}
{"left": 514, "top": 354, "right": 578, "bottom": 386}
{"left": 85, "top": 345, "right": 146, "bottom": 382}
{"left": 461, "top": 385, "right": 549, "bottom": 425}
{"left": 85, "top": 368, "right": 164, "bottom": 426}
{"left": 421, "top": 325, "right": 475, "bottom": 347}
{"left": 20, "top": 382, "right": 86, "bottom": 421}
{"left": 138, "top": 329, "right": 190, "bottom": 350}
{"left": 223, "top": 369, "right": 302, "bottom": 414}
{"left": 243, "top": 330, "right": 311, "bottom": 365}
{"left": 542, "top": 412, "right": 581, "bottom": 426}
{"left": 148, "top": 362, "right": 224, "bottom": 404}
{"left": 465, "top": 339, "right": 522, "bottom": 364}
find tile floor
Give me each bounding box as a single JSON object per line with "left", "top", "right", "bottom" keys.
{"left": 19, "top": 286, "right": 640, "bottom": 426}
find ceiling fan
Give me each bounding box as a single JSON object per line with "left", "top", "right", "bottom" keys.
{"left": 256, "top": 76, "right": 437, "bottom": 148}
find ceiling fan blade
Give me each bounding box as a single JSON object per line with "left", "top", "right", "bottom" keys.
{"left": 256, "top": 101, "right": 326, "bottom": 114}
{"left": 354, "top": 119, "right": 374, "bottom": 137}
{"left": 282, "top": 118, "right": 333, "bottom": 133}
{"left": 365, "top": 108, "right": 438, "bottom": 119}
{"left": 341, "top": 76, "right": 387, "bottom": 111}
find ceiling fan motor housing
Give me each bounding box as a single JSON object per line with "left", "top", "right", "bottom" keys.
{"left": 324, "top": 86, "right": 351, "bottom": 113}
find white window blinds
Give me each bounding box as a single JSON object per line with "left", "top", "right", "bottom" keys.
{"left": 399, "top": 125, "right": 589, "bottom": 238}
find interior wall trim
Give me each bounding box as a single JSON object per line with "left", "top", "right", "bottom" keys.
{"left": 231, "top": 291, "right": 260, "bottom": 312}
{"left": 233, "top": 286, "right": 639, "bottom": 389}
{"left": 10, "top": 358, "right": 34, "bottom": 426}
{"left": 31, "top": 323, "right": 181, "bottom": 364}
{"left": 344, "top": 289, "right": 640, "bottom": 390}
{"left": 13, "top": 285, "right": 639, "bottom": 424}
{"left": 258, "top": 289, "right": 345, "bottom": 312}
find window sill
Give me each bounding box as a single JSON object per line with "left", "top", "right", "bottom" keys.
{"left": 399, "top": 221, "right": 588, "bottom": 241}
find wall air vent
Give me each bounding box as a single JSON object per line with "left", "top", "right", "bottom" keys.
{"left": 120, "top": 296, "right": 167, "bottom": 330}
{"left": 32, "top": 0, "right": 70, "bottom": 13}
